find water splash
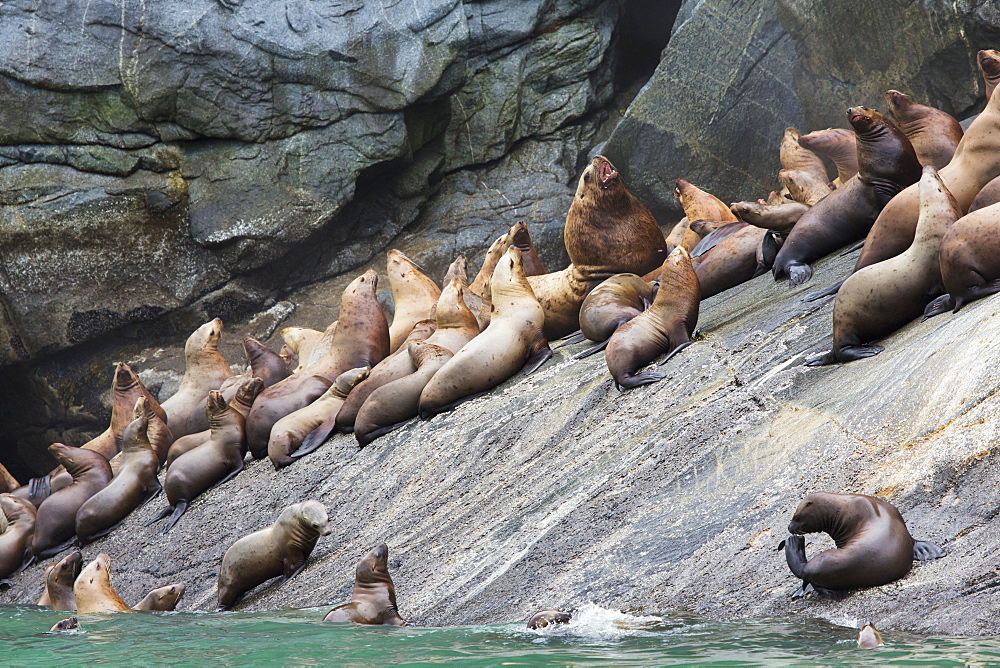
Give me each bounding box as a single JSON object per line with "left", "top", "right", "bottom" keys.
{"left": 527, "top": 602, "right": 664, "bottom": 641}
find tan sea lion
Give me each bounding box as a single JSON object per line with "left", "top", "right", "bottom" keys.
{"left": 386, "top": 250, "right": 441, "bottom": 353}
{"left": 244, "top": 338, "right": 292, "bottom": 388}
{"left": 509, "top": 221, "right": 547, "bottom": 277}
{"left": 280, "top": 326, "right": 324, "bottom": 366}
{"left": 76, "top": 409, "right": 162, "bottom": 545}
{"left": 674, "top": 178, "right": 739, "bottom": 223}
{"left": 690, "top": 221, "right": 751, "bottom": 259}
{"left": 807, "top": 167, "right": 960, "bottom": 365}
{"left": 322, "top": 543, "right": 406, "bottom": 626}
{"left": 730, "top": 200, "right": 808, "bottom": 233}
{"left": 278, "top": 345, "right": 299, "bottom": 372}
{"left": 885, "top": 90, "right": 963, "bottom": 170}
{"left": 527, "top": 610, "right": 572, "bottom": 629}
{"left": 37, "top": 548, "right": 82, "bottom": 610}
{"left": 857, "top": 623, "right": 885, "bottom": 649}
{"left": 780, "top": 127, "right": 830, "bottom": 183}
{"left": 420, "top": 247, "right": 551, "bottom": 418}
{"left": 131, "top": 395, "right": 173, "bottom": 466}
{"left": 268, "top": 366, "right": 370, "bottom": 469}
{"left": 969, "top": 174, "right": 1000, "bottom": 212}
{"left": 605, "top": 247, "right": 699, "bottom": 389}
{"left": 780, "top": 492, "right": 944, "bottom": 599}
{"left": 161, "top": 319, "right": 234, "bottom": 438}
{"left": 980, "top": 49, "right": 1000, "bottom": 100}
{"left": 469, "top": 233, "right": 509, "bottom": 298}
{"left": 165, "top": 377, "right": 263, "bottom": 468}
{"left": 217, "top": 500, "right": 331, "bottom": 611}
{"left": 74, "top": 553, "right": 131, "bottom": 613}
{"left": 797, "top": 128, "right": 859, "bottom": 186}
{"left": 32, "top": 445, "right": 112, "bottom": 560}
{"left": 778, "top": 169, "right": 832, "bottom": 207}
{"left": 0, "top": 494, "right": 36, "bottom": 578}
{"left": 246, "top": 269, "right": 389, "bottom": 459}
{"left": 562, "top": 274, "right": 655, "bottom": 358}
{"left": 922, "top": 201, "right": 1000, "bottom": 318}
{"left": 133, "top": 583, "right": 185, "bottom": 611}
{"left": 474, "top": 222, "right": 549, "bottom": 331}
{"left": 665, "top": 217, "right": 702, "bottom": 253}
{"left": 0, "top": 462, "right": 19, "bottom": 494}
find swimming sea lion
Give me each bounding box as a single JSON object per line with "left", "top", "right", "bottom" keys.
{"left": 885, "top": 90, "right": 963, "bottom": 170}
{"left": 797, "top": 128, "right": 859, "bottom": 186}
{"left": 37, "top": 548, "right": 82, "bottom": 610}
{"left": 857, "top": 623, "right": 884, "bottom": 649}
{"left": 322, "top": 543, "right": 406, "bottom": 626}
{"left": 922, "top": 201, "right": 1000, "bottom": 318}
{"left": 165, "top": 377, "right": 263, "bottom": 468}
{"left": 674, "top": 178, "right": 739, "bottom": 223}
{"left": 806, "top": 166, "right": 960, "bottom": 365}
{"left": 161, "top": 319, "right": 233, "bottom": 439}
{"left": 0, "top": 494, "right": 36, "bottom": 578}
{"left": 0, "top": 463, "right": 19, "bottom": 494}
{"left": 527, "top": 610, "right": 572, "bottom": 629}
{"left": 133, "top": 583, "right": 185, "bottom": 611}
{"left": 217, "top": 500, "right": 331, "bottom": 611}
{"left": 33, "top": 445, "right": 112, "bottom": 560}
{"left": 780, "top": 491, "right": 944, "bottom": 598}
{"left": 778, "top": 169, "right": 832, "bottom": 207}
{"left": 780, "top": 127, "right": 830, "bottom": 184}
{"left": 604, "top": 246, "right": 699, "bottom": 389}
{"left": 386, "top": 250, "right": 441, "bottom": 353}
{"left": 567, "top": 273, "right": 655, "bottom": 358}
{"left": 48, "top": 617, "right": 79, "bottom": 633}
{"left": 74, "top": 552, "right": 131, "bottom": 613}
{"left": 730, "top": 200, "right": 808, "bottom": 233}
{"left": 243, "top": 338, "right": 292, "bottom": 388}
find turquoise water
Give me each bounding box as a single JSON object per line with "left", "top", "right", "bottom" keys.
{"left": 2, "top": 602, "right": 997, "bottom": 666}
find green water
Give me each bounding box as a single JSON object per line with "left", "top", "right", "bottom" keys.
{"left": 2, "top": 603, "right": 997, "bottom": 666}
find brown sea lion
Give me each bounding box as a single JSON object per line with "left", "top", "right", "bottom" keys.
{"left": 0, "top": 463, "right": 19, "bottom": 494}
{"left": 563, "top": 273, "right": 655, "bottom": 358}
{"left": 857, "top": 623, "right": 885, "bottom": 649}
{"left": 37, "top": 548, "right": 82, "bottom": 610}
{"left": 244, "top": 338, "right": 292, "bottom": 388}
{"left": 806, "top": 167, "right": 960, "bottom": 365}
{"left": 980, "top": 49, "right": 1000, "bottom": 101}
{"left": 778, "top": 169, "right": 832, "bottom": 207}
{"left": 0, "top": 494, "right": 36, "bottom": 578}
{"left": 665, "top": 217, "right": 702, "bottom": 253}
{"left": 604, "top": 247, "right": 699, "bottom": 389}
{"left": 780, "top": 492, "right": 944, "bottom": 599}
{"left": 731, "top": 200, "right": 808, "bottom": 233}
{"left": 527, "top": 610, "right": 572, "bottom": 629}
{"left": 386, "top": 250, "right": 441, "bottom": 353}
{"left": 692, "top": 224, "right": 779, "bottom": 299}
{"left": 922, "top": 201, "right": 1000, "bottom": 318}
{"left": 165, "top": 377, "right": 264, "bottom": 468}
{"left": 510, "top": 222, "right": 547, "bottom": 277}
{"left": 886, "top": 90, "right": 963, "bottom": 170}
{"left": 148, "top": 391, "right": 246, "bottom": 533}
{"left": 688, "top": 218, "right": 736, "bottom": 237}
{"left": 217, "top": 500, "right": 331, "bottom": 611}
{"left": 76, "top": 409, "right": 162, "bottom": 545}
{"left": 674, "top": 178, "right": 739, "bottom": 223}
{"left": 690, "top": 221, "right": 749, "bottom": 259}
{"left": 322, "top": 543, "right": 406, "bottom": 626}
{"left": 131, "top": 395, "right": 173, "bottom": 466}
{"left": 32, "top": 445, "right": 112, "bottom": 560}
{"left": 133, "top": 583, "right": 185, "bottom": 611}
{"left": 780, "top": 127, "right": 830, "bottom": 183}
{"left": 161, "top": 319, "right": 234, "bottom": 438}
{"left": 474, "top": 222, "right": 549, "bottom": 331}
{"left": 420, "top": 248, "right": 551, "bottom": 417}
{"left": 773, "top": 107, "right": 921, "bottom": 286}
{"left": 48, "top": 617, "right": 79, "bottom": 633}
{"left": 797, "top": 128, "right": 859, "bottom": 186}
{"left": 246, "top": 269, "right": 389, "bottom": 459}
{"left": 268, "top": 366, "right": 370, "bottom": 468}
{"left": 74, "top": 553, "right": 131, "bottom": 613}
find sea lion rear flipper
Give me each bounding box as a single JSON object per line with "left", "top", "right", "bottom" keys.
{"left": 913, "top": 540, "right": 946, "bottom": 560}
{"left": 656, "top": 341, "right": 692, "bottom": 366}
{"left": 802, "top": 280, "right": 844, "bottom": 303}
{"left": 555, "top": 331, "right": 586, "bottom": 348}
{"left": 573, "top": 340, "right": 609, "bottom": 359}
{"left": 963, "top": 280, "right": 1000, "bottom": 305}
{"left": 145, "top": 505, "right": 173, "bottom": 527}
{"left": 787, "top": 263, "right": 813, "bottom": 287}
{"left": 522, "top": 329, "right": 552, "bottom": 375}
{"left": 161, "top": 501, "right": 190, "bottom": 534}
{"left": 291, "top": 419, "right": 337, "bottom": 459}
{"left": 281, "top": 557, "right": 308, "bottom": 582}
{"left": 839, "top": 240, "right": 865, "bottom": 256}
{"left": 617, "top": 371, "right": 666, "bottom": 390}
{"left": 809, "top": 584, "right": 849, "bottom": 601}
{"left": 138, "top": 482, "right": 163, "bottom": 509}
{"left": 356, "top": 420, "right": 411, "bottom": 447}
{"left": 922, "top": 294, "right": 954, "bottom": 321}
{"left": 205, "top": 461, "right": 245, "bottom": 495}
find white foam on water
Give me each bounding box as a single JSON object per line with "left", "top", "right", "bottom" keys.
{"left": 528, "top": 603, "right": 663, "bottom": 641}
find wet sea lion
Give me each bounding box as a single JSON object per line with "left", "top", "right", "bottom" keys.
{"left": 527, "top": 610, "right": 572, "bottom": 629}
{"left": 420, "top": 247, "right": 551, "bottom": 418}
{"left": 780, "top": 127, "right": 829, "bottom": 183}
{"left": 674, "top": 178, "right": 739, "bottom": 223}
{"left": 74, "top": 553, "right": 131, "bottom": 613}
{"left": 605, "top": 246, "right": 699, "bottom": 389}
{"left": 161, "top": 319, "right": 233, "bottom": 438}
{"left": 133, "top": 583, "right": 185, "bottom": 611}
{"left": 778, "top": 169, "right": 832, "bottom": 207}
{"left": 49, "top": 617, "right": 79, "bottom": 633}
{"left": 244, "top": 338, "right": 292, "bottom": 388}
{"left": 885, "top": 90, "right": 963, "bottom": 170}
{"left": 565, "top": 273, "right": 655, "bottom": 358}
{"left": 806, "top": 167, "right": 960, "bottom": 365}
{"left": 37, "top": 548, "right": 82, "bottom": 610}
{"left": 797, "top": 128, "right": 859, "bottom": 186}
{"left": 0, "top": 494, "right": 36, "bottom": 578}
{"left": 217, "top": 500, "right": 331, "bottom": 611}
{"left": 730, "top": 200, "right": 808, "bottom": 234}
{"left": 246, "top": 269, "right": 389, "bottom": 459}
{"left": 780, "top": 492, "right": 944, "bottom": 599}
{"left": 33, "top": 445, "right": 112, "bottom": 560}
{"left": 386, "top": 250, "right": 441, "bottom": 353}
{"left": 857, "top": 623, "right": 884, "bottom": 649}
{"left": 692, "top": 224, "right": 777, "bottom": 299}
{"left": 922, "top": 201, "right": 1000, "bottom": 318}
{"left": 773, "top": 107, "right": 921, "bottom": 286}
{"left": 165, "top": 377, "right": 264, "bottom": 468}
{"left": 0, "top": 462, "right": 19, "bottom": 494}
{"left": 322, "top": 543, "right": 406, "bottom": 625}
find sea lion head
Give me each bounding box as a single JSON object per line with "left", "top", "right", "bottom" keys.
{"left": 884, "top": 90, "right": 912, "bottom": 118}
{"left": 48, "top": 617, "right": 79, "bottom": 633}
{"left": 356, "top": 542, "right": 392, "bottom": 584}
{"left": 79, "top": 553, "right": 114, "bottom": 588}
{"left": 978, "top": 49, "right": 1000, "bottom": 84}
{"left": 857, "top": 623, "right": 884, "bottom": 649}
{"left": 0, "top": 493, "right": 34, "bottom": 522}
{"left": 846, "top": 106, "right": 889, "bottom": 137}
{"left": 114, "top": 362, "right": 140, "bottom": 391}
{"left": 236, "top": 377, "right": 265, "bottom": 407}
{"left": 507, "top": 221, "right": 531, "bottom": 250}
{"left": 332, "top": 367, "right": 370, "bottom": 398}
{"left": 434, "top": 279, "right": 478, "bottom": 331}
{"left": 787, "top": 492, "right": 838, "bottom": 535}
{"left": 442, "top": 255, "right": 469, "bottom": 285}
{"left": 527, "top": 609, "right": 573, "bottom": 629}
{"left": 121, "top": 410, "right": 151, "bottom": 454}
{"left": 408, "top": 342, "right": 453, "bottom": 368}
{"left": 48, "top": 549, "right": 83, "bottom": 589}
{"left": 386, "top": 249, "right": 423, "bottom": 283}
{"left": 346, "top": 268, "right": 379, "bottom": 298}
{"left": 144, "top": 583, "right": 186, "bottom": 610}
{"left": 187, "top": 318, "right": 224, "bottom": 354}
{"left": 47, "top": 443, "right": 81, "bottom": 470}
{"left": 730, "top": 200, "right": 764, "bottom": 222}
{"left": 294, "top": 500, "right": 332, "bottom": 537}
{"left": 242, "top": 338, "right": 270, "bottom": 363}
{"left": 204, "top": 390, "right": 229, "bottom": 422}
{"left": 575, "top": 156, "right": 622, "bottom": 202}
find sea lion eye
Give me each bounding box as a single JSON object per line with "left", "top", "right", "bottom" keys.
{"left": 584, "top": 172, "right": 591, "bottom": 182}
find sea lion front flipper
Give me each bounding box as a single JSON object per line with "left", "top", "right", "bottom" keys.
{"left": 617, "top": 371, "right": 666, "bottom": 390}
{"left": 787, "top": 262, "right": 813, "bottom": 287}
{"left": 555, "top": 331, "right": 586, "bottom": 348}
{"left": 809, "top": 584, "right": 849, "bottom": 601}
{"left": 522, "top": 328, "right": 552, "bottom": 375}
{"left": 28, "top": 475, "right": 51, "bottom": 503}
{"left": 291, "top": 418, "right": 338, "bottom": 459}
{"left": 839, "top": 240, "right": 866, "bottom": 256}
{"left": 922, "top": 294, "right": 954, "bottom": 320}
{"left": 0, "top": 579, "right": 12, "bottom": 591}
{"left": 753, "top": 232, "right": 782, "bottom": 278}
{"left": 913, "top": 540, "right": 946, "bottom": 560}
{"left": 802, "top": 280, "right": 844, "bottom": 303}
{"left": 835, "top": 345, "right": 884, "bottom": 362}
{"left": 573, "top": 340, "right": 609, "bottom": 359}
{"left": 783, "top": 534, "right": 807, "bottom": 579}
{"left": 804, "top": 351, "right": 837, "bottom": 367}
{"left": 656, "top": 341, "right": 692, "bottom": 366}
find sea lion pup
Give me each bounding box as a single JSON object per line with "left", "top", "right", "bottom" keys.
{"left": 806, "top": 166, "right": 960, "bottom": 365}
{"left": 605, "top": 247, "right": 699, "bottom": 389}
{"left": 217, "top": 500, "right": 331, "bottom": 611}
{"left": 857, "top": 623, "right": 884, "bottom": 649}
{"left": 133, "top": 583, "right": 185, "bottom": 611}
{"left": 148, "top": 391, "right": 246, "bottom": 534}
{"left": 268, "top": 367, "right": 371, "bottom": 468}
{"left": 420, "top": 247, "right": 551, "bottom": 418}
{"left": 980, "top": 49, "right": 1000, "bottom": 101}
{"left": 74, "top": 553, "right": 131, "bottom": 613}
{"left": 886, "top": 90, "right": 963, "bottom": 170}
{"left": 165, "top": 377, "right": 263, "bottom": 468}
{"left": 562, "top": 274, "right": 655, "bottom": 358}
{"left": 322, "top": 543, "right": 406, "bottom": 626}
{"left": 691, "top": 224, "right": 779, "bottom": 299}
{"left": 0, "top": 462, "right": 19, "bottom": 494}
{"left": 161, "top": 318, "right": 233, "bottom": 439}
{"left": 246, "top": 270, "right": 389, "bottom": 459}
{"left": 32, "top": 445, "right": 112, "bottom": 560}
{"left": 75, "top": 409, "right": 162, "bottom": 545}
{"left": 730, "top": 200, "right": 808, "bottom": 234}
{"left": 923, "top": 200, "right": 1000, "bottom": 318}
{"left": 778, "top": 169, "right": 832, "bottom": 207}
{"left": 772, "top": 107, "right": 921, "bottom": 286}
{"left": 509, "top": 221, "right": 547, "bottom": 276}
{"left": 674, "top": 178, "right": 739, "bottom": 223}
{"left": 797, "top": 128, "right": 859, "bottom": 186}
{"left": 386, "top": 249, "right": 441, "bottom": 353}
{"left": 49, "top": 617, "right": 79, "bottom": 633}
{"left": 780, "top": 127, "right": 830, "bottom": 183}
{"left": 244, "top": 338, "right": 292, "bottom": 388}
{"left": 527, "top": 610, "right": 572, "bottom": 629}
{"left": 0, "top": 494, "right": 36, "bottom": 578}
{"left": 355, "top": 343, "right": 454, "bottom": 446}
{"left": 780, "top": 492, "right": 944, "bottom": 599}
{"left": 37, "top": 548, "right": 82, "bottom": 610}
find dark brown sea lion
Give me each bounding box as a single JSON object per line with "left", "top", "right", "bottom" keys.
{"left": 692, "top": 224, "right": 779, "bottom": 299}
{"left": 806, "top": 167, "right": 960, "bottom": 365}
{"left": 922, "top": 201, "right": 1000, "bottom": 318}
{"left": 780, "top": 492, "right": 944, "bottom": 599}
{"left": 509, "top": 221, "right": 547, "bottom": 277}
{"left": 885, "top": 90, "right": 963, "bottom": 170}
{"left": 32, "top": 445, "right": 112, "bottom": 560}
{"left": 386, "top": 250, "right": 441, "bottom": 353}
{"left": 675, "top": 178, "right": 739, "bottom": 223}
{"left": 0, "top": 463, "right": 19, "bottom": 494}
{"left": 780, "top": 127, "right": 830, "bottom": 183}
{"left": 0, "top": 494, "right": 36, "bottom": 578}
{"left": 246, "top": 269, "right": 389, "bottom": 459}
{"left": 730, "top": 200, "right": 808, "bottom": 233}
{"left": 605, "top": 247, "right": 699, "bottom": 389}
{"left": 165, "top": 377, "right": 263, "bottom": 468}
{"left": 322, "top": 543, "right": 406, "bottom": 626}
{"left": 133, "top": 583, "right": 185, "bottom": 611}
{"left": 980, "top": 49, "right": 1000, "bottom": 101}
{"left": 527, "top": 610, "right": 572, "bottom": 629}
{"left": 969, "top": 174, "right": 1000, "bottom": 212}
{"left": 778, "top": 169, "right": 832, "bottom": 207}
{"left": 564, "top": 274, "right": 655, "bottom": 358}
{"left": 797, "top": 128, "right": 859, "bottom": 186}
{"left": 74, "top": 553, "right": 131, "bottom": 613}
{"left": 244, "top": 338, "right": 292, "bottom": 388}
{"left": 161, "top": 319, "right": 234, "bottom": 439}
{"left": 857, "top": 623, "right": 884, "bottom": 649}
{"left": 690, "top": 221, "right": 748, "bottom": 258}
{"left": 217, "top": 500, "right": 331, "bottom": 611}
{"left": 37, "top": 548, "right": 82, "bottom": 610}
{"left": 773, "top": 107, "right": 921, "bottom": 286}
{"left": 48, "top": 617, "right": 79, "bottom": 633}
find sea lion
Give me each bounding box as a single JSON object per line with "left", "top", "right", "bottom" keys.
{"left": 74, "top": 553, "right": 131, "bottom": 613}
{"left": 969, "top": 174, "right": 1000, "bottom": 212}
{"left": 690, "top": 221, "right": 753, "bottom": 259}
{"left": 730, "top": 199, "right": 808, "bottom": 234}
{"left": 922, "top": 201, "right": 1000, "bottom": 318}
{"left": 797, "top": 128, "right": 859, "bottom": 186}
{"left": 355, "top": 342, "right": 454, "bottom": 446}
{"left": 674, "top": 178, "right": 739, "bottom": 223}
{"left": 280, "top": 326, "right": 325, "bottom": 368}
{"left": 217, "top": 500, "right": 331, "bottom": 611}
{"left": 527, "top": 610, "right": 572, "bottom": 629}
{"left": 160, "top": 319, "right": 234, "bottom": 438}
{"left": 268, "top": 366, "right": 370, "bottom": 468}
{"left": 133, "top": 583, "right": 185, "bottom": 611}
{"left": 980, "top": 49, "right": 1000, "bottom": 101}
{"left": 0, "top": 462, "right": 19, "bottom": 494}
{"left": 386, "top": 250, "right": 441, "bottom": 353}
{"left": 165, "top": 377, "right": 264, "bottom": 468}
{"left": 509, "top": 221, "right": 547, "bottom": 277}
{"left": 885, "top": 90, "right": 963, "bottom": 170}
{"left": 692, "top": 224, "right": 778, "bottom": 299}
{"left": 665, "top": 217, "right": 702, "bottom": 253}
{"left": 780, "top": 127, "right": 830, "bottom": 183}
{"left": 149, "top": 391, "right": 246, "bottom": 533}
{"left": 469, "top": 233, "right": 509, "bottom": 298}
{"left": 857, "top": 623, "right": 884, "bottom": 649}
{"left": 32, "top": 445, "right": 112, "bottom": 560}
{"left": 243, "top": 338, "right": 292, "bottom": 388}
{"left": 130, "top": 395, "right": 173, "bottom": 466}
{"left": 322, "top": 543, "right": 406, "bottom": 626}
{"left": 75, "top": 408, "right": 162, "bottom": 545}
{"left": 604, "top": 246, "right": 699, "bottom": 389}
{"left": 474, "top": 222, "right": 549, "bottom": 331}
{"left": 49, "top": 617, "right": 79, "bottom": 633}
{"left": 0, "top": 494, "right": 36, "bottom": 578}
{"left": 778, "top": 169, "right": 832, "bottom": 207}
{"left": 565, "top": 274, "right": 655, "bottom": 358}
{"left": 780, "top": 492, "right": 944, "bottom": 598}
{"left": 772, "top": 107, "right": 921, "bottom": 286}
{"left": 246, "top": 269, "right": 389, "bottom": 459}
{"left": 806, "top": 167, "right": 960, "bottom": 365}
{"left": 278, "top": 345, "right": 299, "bottom": 372}
{"left": 37, "top": 548, "right": 82, "bottom": 610}
{"left": 420, "top": 247, "right": 551, "bottom": 418}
